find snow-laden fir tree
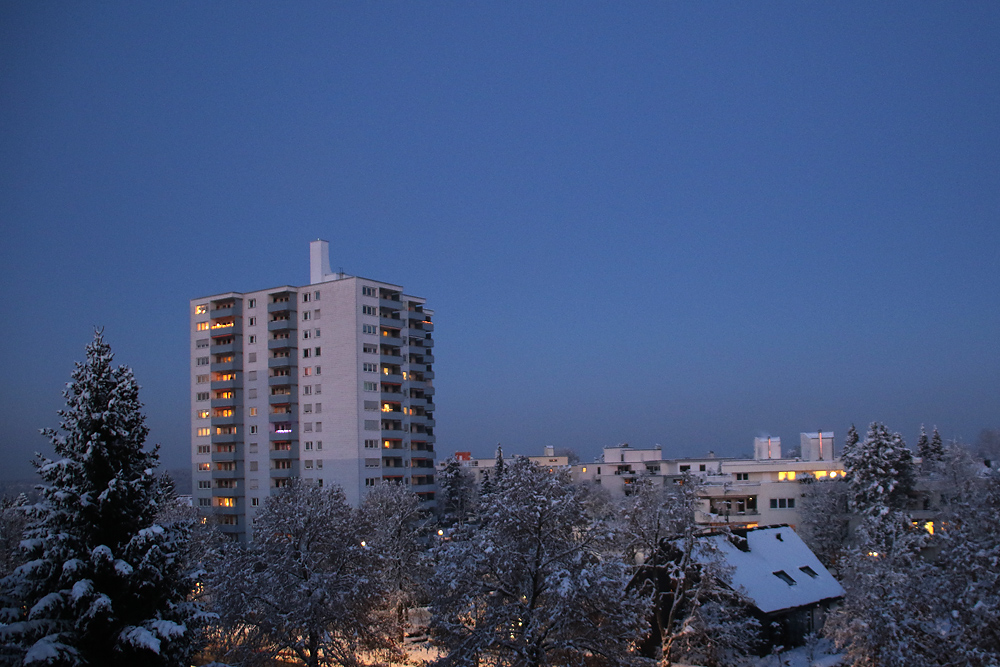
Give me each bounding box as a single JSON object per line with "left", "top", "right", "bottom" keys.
{"left": 795, "top": 475, "right": 851, "bottom": 577}
{"left": 621, "top": 478, "right": 759, "bottom": 667}
{"left": 437, "top": 456, "right": 476, "bottom": 527}
{"left": 925, "top": 446, "right": 1000, "bottom": 666}
{"left": 915, "top": 424, "right": 946, "bottom": 474}
{"left": 0, "top": 330, "right": 204, "bottom": 666}
{"left": 430, "top": 456, "right": 650, "bottom": 667}
{"left": 826, "top": 510, "right": 937, "bottom": 667}
{"left": 205, "top": 480, "right": 392, "bottom": 667}
{"left": 840, "top": 422, "right": 915, "bottom": 516}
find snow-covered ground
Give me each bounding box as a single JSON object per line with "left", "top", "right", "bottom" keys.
{"left": 753, "top": 638, "right": 844, "bottom": 667}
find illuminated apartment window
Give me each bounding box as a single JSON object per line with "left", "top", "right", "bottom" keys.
{"left": 218, "top": 497, "right": 236, "bottom": 508}
{"left": 197, "top": 427, "right": 210, "bottom": 437}
{"left": 195, "top": 305, "right": 208, "bottom": 314}
{"left": 198, "top": 463, "right": 210, "bottom": 471}
{"left": 778, "top": 471, "right": 797, "bottom": 481}
{"left": 196, "top": 322, "right": 209, "bottom": 331}
{"left": 197, "top": 410, "right": 209, "bottom": 419}
{"left": 249, "top": 407, "right": 257, "bottom": 416}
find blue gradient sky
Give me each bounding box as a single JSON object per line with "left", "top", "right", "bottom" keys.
{"left": 2, "top": 2, "right": 998, "bottom": 479}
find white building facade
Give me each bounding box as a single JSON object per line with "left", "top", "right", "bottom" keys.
{"left": 571, "top": 433, "right": 843, "bottom": 529}
{"left": 190, "top": 240, "right": 436, "bottom": 541}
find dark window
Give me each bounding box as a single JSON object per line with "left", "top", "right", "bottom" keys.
{"left": 773, "top": 570, "right": 796, "bottom": 586}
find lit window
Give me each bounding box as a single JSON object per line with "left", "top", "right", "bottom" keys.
{"left": 197, "top": 410, "right": 209, "bottom": 419}
{"left": 198, "top": 463, "right": 210, "bottom": 471}
{"left": 195, "top": 305, "right": 208, "bottom": 314}
{"left": 778, "top": 471, "right": 797, "bottom": 481}
{"left": 218, "top": 497, "right": 236, "bottom": 508}
{"left": 197, "top": 427, "right": 210, "bottom": 437}
{"left": 815, "top": 470, "right": 828, "bottom": 478}
{"left": 249, "top": 407, "right": 257, "bottom": 417}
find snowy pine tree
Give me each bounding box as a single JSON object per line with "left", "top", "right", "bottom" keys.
{"left": 437, "top": 456, "right": 475, "bottom": 526}
{"left": 840, "top": 422, "right": 915, "bottom": 516}
{"left": 0, "top": 331, "right": 204, "bottom": 666}
{"left": 430, "top": 456, "right": 650, "bottom": 667}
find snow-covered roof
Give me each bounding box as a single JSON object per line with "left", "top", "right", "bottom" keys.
{"left": 705, "top": 526, "right": 844, "bottom": 614}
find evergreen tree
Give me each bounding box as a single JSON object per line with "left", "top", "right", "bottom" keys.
{"left": 0, "top": 331, "right": 203, "bottom": 666}
{"left": 917, "top": 425, "right": 945, "bottom": 473}
{"left": 437, "top": 456, "right": 475, "bottom": 526}
{"left": 841, "top": 422, "right": 915, "bottom": 516}
{"left": 493, "top": 444, "right": 506, "bottom": 484}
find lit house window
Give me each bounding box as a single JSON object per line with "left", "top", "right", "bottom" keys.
{"left": 195, "top": 305, "right": 208, "bottom": 314}
{"left": 196, "top": 322, "right": 209, "bottom": 331}
{"left": 197, "top": 410, "right": 209, "bottom": 419}
{"left": 197, "top": 427, "right": 210, "bottom": 437}
{"left": 778, "top": 471, "right": 797, "bottom": 481}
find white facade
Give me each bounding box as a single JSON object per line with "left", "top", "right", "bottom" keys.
{"left": 570, "top": 436, "right": 845, "bottom": 530}
{"left": 190, "top": 240, "right": 436, "bottom": 541}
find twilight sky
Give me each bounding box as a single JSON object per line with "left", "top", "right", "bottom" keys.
{"left": 2, "top": 2, "right": 998, "bottom": 480}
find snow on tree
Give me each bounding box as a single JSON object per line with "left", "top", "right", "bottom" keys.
{"left": 917, "top": 425, "right": 946, "bottom": 474}
{"left": 493, "top": 444, "right": 506, "bottom": 484}
{"left": 205, "top": 479, "right": 392, "bottom": 667}
{"left": 794, "top": 475, "right": 851, "bottom": 578}
{"left": 0, "top": 330, "right": 204, "bottom": 666}
{"left": 437, "top": 456, "right": 476, "bottom": 527}
{"left": 0, "top": 496, "right": 29, "bottom": 580}
{"left": 621, "top": 478, "right": 759, "bottom": 667}
{"left": 429, "top": 456, "right": 650, "bottom": 667}
{"left": 359, "top": 481, "right": 432, "bottom": 644}
{"left": 840, "top": 422, "right": 915, "bottom": 516}
{"left": 826, "top": 511, "right": 936, "bottom": 667}
{"left": 924, "top": 446, "right": 1000, "bottom": 666}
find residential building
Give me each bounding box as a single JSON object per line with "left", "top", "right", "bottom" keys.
{"left": 437, "top": 446, "right": 570, "bottom": 484}
{"left": 190, "top": 239, "right": 436, "bottom": 541}
{"left": 570, "top": 433, "right": 844, "bottom": 529}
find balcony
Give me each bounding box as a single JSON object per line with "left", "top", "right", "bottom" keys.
{"left": 210, "top": 301, "right": 242, "bottom": 317}
{"left": 269, "top": 426, "right": 296, "bottom": 440}
{"left": 267, "top": 301, "right": 297, "bottom": 314}
{"left": 268, "top": 393, "right": 295, "bottom": 405}
{"left": 268, "top": 411, "right": 294, "bottom": 423}
{"left": 268, "top": 356, "right": 294, "bottom": 369}
{"left": 213, "top": 483, "right": 245, "bottom": 498}
{"left": 210, "top": 378, "right": 241, "bottom": 391}
{"left": 424, "top": 385, "right": 435, "bottom": 396}
{"left": 268, "top": 319, "right": 296, "bottom": 332}
{"left": 380, "top": 329, "right": 403, "bottom": 342}
{"left": 269, "top": 445, "right": 297, "bottom": 459}
{"left": 407, "top": 362, "right": 427, "bottom": 374}
{"left": 380, "top": 351, "right": 403, "bottom": 364}
{"left": 268, "top": 337, "right": 296, "bottom": 350}
{"left": 211, "top": 446, "right": 241, "bottom": 463}
{"left": 211, "top": 341, "right": 240, "bottom": 355}
{"left": 210, "top": 413, "right": 239, "bottom": 426}
{"left": 211, "top": 431, "right": 240, "bottom": 444}
{"left": 210, "top": 466, "right": 239, "bottom": 480}
{"left": 379, "top": 297, "right": 402, "bottom": 310}
{"left": 381, "top": 372, "right": 403, "bottom": 384}
{"left": 211, "top": 395, "right": 240, "bottom": 409}
{"left": 210, "top": 359, "right": 239, "bottom": 373}
{"left": 270, "top": 463, "right": 298, "bottom": 477}
{"left": 407, "top": 395, "right": 427, "bottom": 407}
{"left": 268, "top": 375, "right": 295, "bottom": 387}
{"left": 423, "top": 370, "right": 435, "bottom": 380}
{"left": 210, "top": 321, "right": 242, "bottom": 337}
{"left": 382, "top": 457, "right": 405, "bottom": 468}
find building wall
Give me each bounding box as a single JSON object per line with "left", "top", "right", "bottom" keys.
{"left": 190, "top": 241, "right": 436, "bottom": 542}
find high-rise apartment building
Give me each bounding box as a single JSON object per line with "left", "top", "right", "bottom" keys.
{"left": 190, "top": 240, "right": 436, "bottom": 541}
